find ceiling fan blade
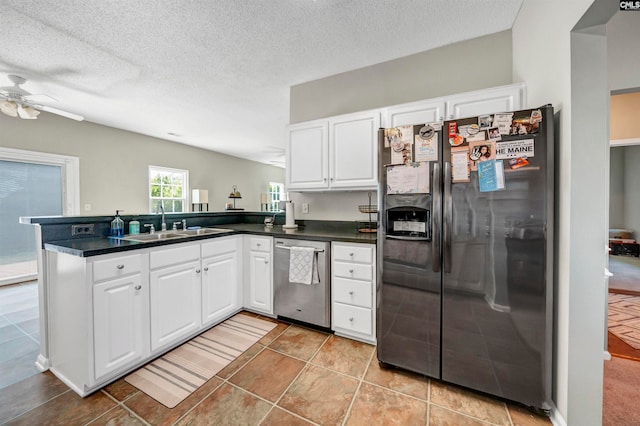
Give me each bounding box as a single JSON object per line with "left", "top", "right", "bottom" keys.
{"left": 17, "top": 105, "right": 40, "bottom": 119}
{"left": 24, "top": 93, "right": 58, "bottom": 103}
{"left": 36, "top": 105, "right": 84, "bottom": 121}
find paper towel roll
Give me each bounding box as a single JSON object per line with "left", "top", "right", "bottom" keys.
{"left": 283, "top": 202, "right": 298, "bottom": 229}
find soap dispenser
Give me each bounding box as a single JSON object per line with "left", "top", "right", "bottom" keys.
{"left": 110, "top": 210, "right": 124, "bottom": 237}
{"left": 129, "top": 218, "right": 140, "bottom": 235}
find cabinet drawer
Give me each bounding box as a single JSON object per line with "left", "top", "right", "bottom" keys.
{"left": 333, "top": 244, "right": 373, "bottom": 264}
{"left": 249, "top": 237, "right": 271, "bottom": 253}
{"left": 333, "top": 277, "right": 372, "bottom": 308}
{"left": 93, "top": 254, "right": 141, "bottom": 282}
{"left": 201, "top": 236, "right": 238, "bottom": 258}
{"left": 333, "top": 303, "right": 372, "bottom": 336}
{"left": 150, "top": 244, "right": 200, "bottom": 270}
{"left": 333, "top": 261, "right": 372, "bottom": 281}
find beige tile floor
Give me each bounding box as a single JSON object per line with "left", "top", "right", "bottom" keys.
{"left": 0, "top": 300, "right": 551, "bottom": 425}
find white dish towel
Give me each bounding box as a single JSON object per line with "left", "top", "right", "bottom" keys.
{"left": 289, "top": 246, "right": 319, "bottom": 285}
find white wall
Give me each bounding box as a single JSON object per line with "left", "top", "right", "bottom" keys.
{"left": 0, "top": 112, "right": 284, "bottom": 215}
{"left": 288, "top": 30, "right": 513, "bottom": 221}
{"left": 514, "top": 1, "right": 627, "bottom": 425}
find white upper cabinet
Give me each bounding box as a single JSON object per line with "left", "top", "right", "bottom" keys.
{"left": 286, "top": 120, "right": 329, "bottom": 190}
{"left": 385, "top": 99, "right": 446, "bottom": 127}
{"left": 286, "top": 110, "right": 379, "bottom": 191}
{"left": 445, "top": 83, "right": 525, "bottom": 119}
{"left": 286, "top": 83, "right": 525, "bottom": 192}
{"left": 329, "top": 111, "right": 380, "bottom": 190}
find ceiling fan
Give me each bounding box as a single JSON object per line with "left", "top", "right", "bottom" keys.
{"left": 0, "top": 74, "right": 84, "bottom": 121}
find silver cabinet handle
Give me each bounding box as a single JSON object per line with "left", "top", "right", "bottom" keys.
{"left": 264, "top": 260, "right": 269, "bottom": 264}
{"left": 349, "top": 317, "right": 354, "bottom": 322}
{"left": 134, "top": 285, "right": 141, "bottom": 291}
{"left": 256, "top": 243, "right": 261, "bottom": 247}
{"left": 195, "top": 269, "right": 201, "bottom": 273}
{"left": 117, "top": 264, "right": 124, "bottom": 270}
{"left": 349, "top": 252, "right": 354, "bottom": 257}
{"left": 204, "top": 267, "right": 209, "bottom": 272}
{"left": 349, "top": 291, "right": 354, "bottom": 295}
{"left": 349, "top": 269, "right": 354, "bottom": 273}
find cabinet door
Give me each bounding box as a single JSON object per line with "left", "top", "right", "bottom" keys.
{"left": 329, "top": 111, "right": 380, "bottom": 189}
{"left": 287, "top": 120, "right": 329, "bottom": 190}
{"left": 248, "top": 251, "right": 273, "bottom": 314}
{"left": 202, "top": 252, "right": 239, "bottom": 325}
{"left": 93, "top": 274, "right": 144, "bottom": 379}
{"left": 386, "top": 99, "right": 445, "bottom": 127}
{"left": 445, "top": 83, "right": 525, "bottom": 119}
{"left": 150, "top": 260, "right": 202, "bottom": 352}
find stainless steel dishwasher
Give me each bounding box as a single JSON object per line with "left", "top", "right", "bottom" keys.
{"left": 274, "top": 238, "right": 331, "bottom": 328}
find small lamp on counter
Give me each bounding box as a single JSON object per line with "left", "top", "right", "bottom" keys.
{"left": 192, "top": 189, "right": 209, "bottom": 212}
{"left": 261, "top": 193, "right": 269, "bottom": 211}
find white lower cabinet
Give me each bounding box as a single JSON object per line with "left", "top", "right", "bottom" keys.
{"left": 201, "top": 237, "right": 242, "bottom": 326}
{"left": 43, "top": 232, "right": 280, "bottom": 397}
{"left": 331, "top": 242, "right": 376, "bottom": 344}
{"left": 93, "top": 273, "right": 145, "bottom": 380}
{"left": 244, "top": 236, "right": 273, "bottom": 315}
{"left": 150, "top": 258, "right": 202, "bottom": 352}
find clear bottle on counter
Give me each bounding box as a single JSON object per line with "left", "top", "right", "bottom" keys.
{"left": 110, "top": 210, "right": 124, "bottom": 237}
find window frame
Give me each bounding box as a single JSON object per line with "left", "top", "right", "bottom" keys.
{"left": 268, "top": 182, "right": 285, "bottom": 212}
{"left": 148, "top": 165, "right": 189, "bottom": 213}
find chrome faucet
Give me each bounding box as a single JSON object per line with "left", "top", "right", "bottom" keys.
{"left": 157, "top": 204, "right": 167, "bottom": 231}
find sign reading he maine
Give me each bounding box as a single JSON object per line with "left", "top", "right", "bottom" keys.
{"left": 495, "top": 139, "right": 534, "bottom": 159}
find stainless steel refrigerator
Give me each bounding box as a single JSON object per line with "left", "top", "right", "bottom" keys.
{"left": 376, "top": 106, "right": 554, "bottom": 411}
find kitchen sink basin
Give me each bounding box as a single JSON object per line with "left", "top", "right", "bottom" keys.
{"left": 180, "top": 228, "right": 233, "bottom": 236}
{"left": 119, "top": 227, "right": 233, "bottom": 243}
{"left": 121, "top": 232, "right": 189, "bottom": 242}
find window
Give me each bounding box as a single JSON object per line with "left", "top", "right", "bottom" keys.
{"left": 149, "top": 166, "right": 189, "bottom": 213}
{"left": 268, "top": 182, "right": 284, "bottom": 211}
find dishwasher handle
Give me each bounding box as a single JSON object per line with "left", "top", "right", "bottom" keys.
{"left": 275, "top": 244, "right": 325, "bottom": 253}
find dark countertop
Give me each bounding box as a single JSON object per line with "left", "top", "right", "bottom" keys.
{"left": 44, "top": 223, "right": 377, "bottom": 257}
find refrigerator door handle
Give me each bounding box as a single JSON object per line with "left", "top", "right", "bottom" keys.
{"left": 432, "top": 163, "right": 441, "bottom": 272}
{"left": 444, "top": 161, "right": 452, "bottom": 273}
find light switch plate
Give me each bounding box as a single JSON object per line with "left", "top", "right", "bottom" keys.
{"left": 302, "top": 203, "right": 309, "bottom": 214}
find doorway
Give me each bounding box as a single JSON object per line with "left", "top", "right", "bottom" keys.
{"left": 0, "top": 147, "right": 79, "bottom": 286}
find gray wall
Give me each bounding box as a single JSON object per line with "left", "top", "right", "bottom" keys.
{"left": 0, "top": 113, "right": 285, "bottom": 216}
{"left": 609, "top": 147, "right": 625, "bottom": 228}
{"left": 290, "top": 30, "right": 512, "bottom": 123}
{"left": 624, "top": 146, "right": 640, "bottom": 237}
{"left": 608, "top": 12, "right": 640, "bottom": 92}
{"left": 288, "top": 30, "right": 513, "bottom": 221}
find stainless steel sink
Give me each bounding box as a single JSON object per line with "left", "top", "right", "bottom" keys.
{"left": 121, "top": 232, "right": 189, "bottom": 242}
{"left": 119, "top": 227, "right": 233, "bottom": 243}
{"left": 180, "top": 228, "right": 233, "bottom": 236}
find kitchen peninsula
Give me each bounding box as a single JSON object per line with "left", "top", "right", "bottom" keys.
{"left": 22, "top": 211, "right": 376, "bottom": 397}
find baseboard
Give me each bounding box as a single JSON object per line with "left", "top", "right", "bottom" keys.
{"left": 49, "top": 367, "right": 89, "bottom": 397}
{"left": 550, "top": 402, "right": 567, "bottom": 426}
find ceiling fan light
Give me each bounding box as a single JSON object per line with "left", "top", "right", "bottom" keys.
{"left": 0, "top": 100, "right": 18, "bottom": 117}
{"left": 17, "top": 104, "right": 39, "bottom": 119}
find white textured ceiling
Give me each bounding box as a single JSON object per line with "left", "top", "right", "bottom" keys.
{"left": 0, "top": 0, "right": 522, "bottom": 167}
